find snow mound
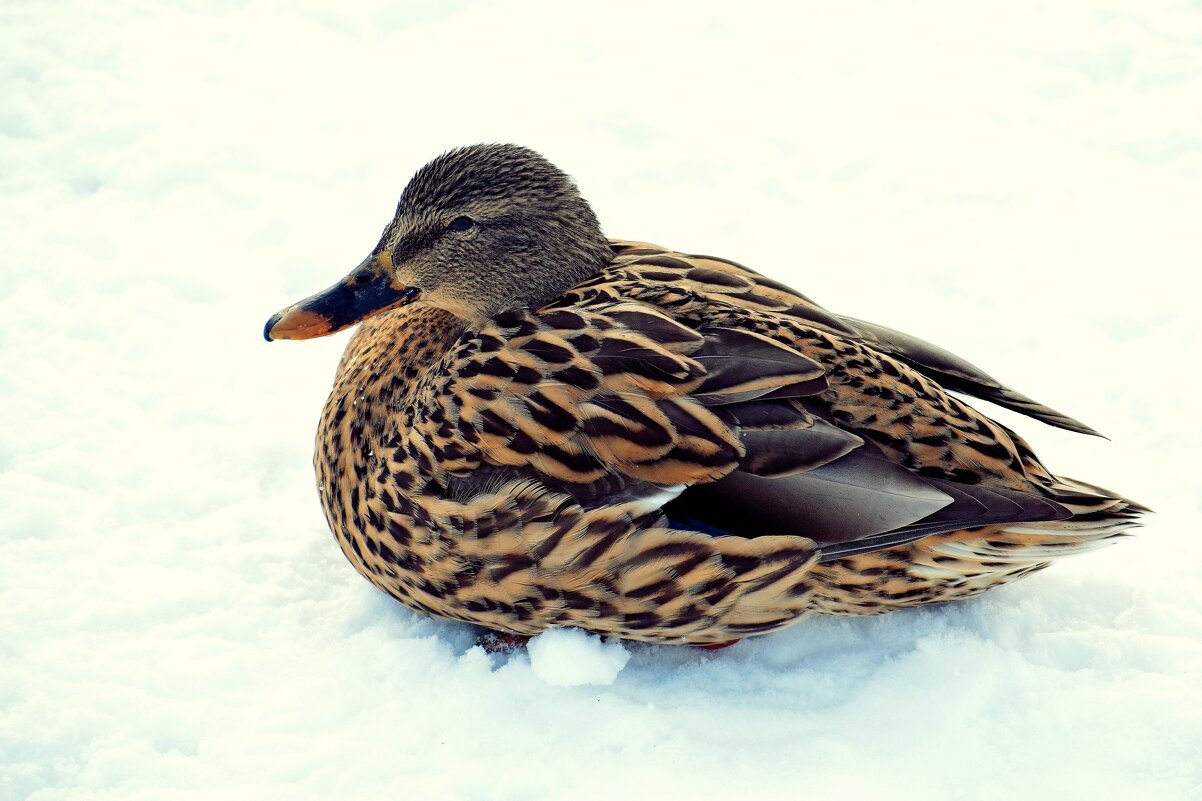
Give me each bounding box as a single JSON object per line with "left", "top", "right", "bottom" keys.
{"left": 527, "top": 628, "right": 631, "bottom": 686}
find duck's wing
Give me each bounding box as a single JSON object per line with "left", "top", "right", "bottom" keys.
{"left": 434, "top": 302, "right": 842, "bottom": 491}
{"left": 422, "top": 243, "right": 1081, "bottom": 557}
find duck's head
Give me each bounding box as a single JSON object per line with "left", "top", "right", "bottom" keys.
{"left": 264, "top": 144, "right": 610, "bottom": 340}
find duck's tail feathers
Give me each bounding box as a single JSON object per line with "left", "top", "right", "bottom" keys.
{"left": 924, "top": 475, "right": 1148, "bottom": 564}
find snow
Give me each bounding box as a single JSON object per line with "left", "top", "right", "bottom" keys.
{"left": 3, "top": 2, "right": 1202, "bottom": 799}
{"left": 527, "top": 629, "right": 632, "bottom": 687}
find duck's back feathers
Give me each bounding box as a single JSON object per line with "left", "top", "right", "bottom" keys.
{"left": 838, "top": 316, "right": 1104, "bottom": 438}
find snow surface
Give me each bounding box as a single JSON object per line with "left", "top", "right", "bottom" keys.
{"left": 3, "top": 2, "right": 1202, "bottom": 799}
{"left": 527, "top": 629, "right": 632, "bottom": 687}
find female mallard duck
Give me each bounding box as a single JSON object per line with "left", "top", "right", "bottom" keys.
{"left": 265, "top": 144, "right": 1144, "bottom": 646}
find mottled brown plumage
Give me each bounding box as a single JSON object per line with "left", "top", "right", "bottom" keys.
{"left": 266, "top": 144, "right": 1145, "bottom": 645}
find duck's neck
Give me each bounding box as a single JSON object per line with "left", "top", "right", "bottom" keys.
{"left": 324, "top": 304, "right": 467, "bottom": 433}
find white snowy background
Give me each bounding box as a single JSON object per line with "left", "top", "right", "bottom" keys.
{"left": 3, "top": 2, "right": 1201, "bottom": 799}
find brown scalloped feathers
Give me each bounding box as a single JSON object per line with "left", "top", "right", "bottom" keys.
{"left": 313, "top": 241, "right": 1145, "bottom": 644}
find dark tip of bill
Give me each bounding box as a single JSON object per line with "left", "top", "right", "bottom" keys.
{"left": 263, "top": 314, "right": 279, "bottom": 342}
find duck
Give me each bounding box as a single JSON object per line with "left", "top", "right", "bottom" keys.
{"left": 264, "top": 143, "right": 1145, "bottom": 646}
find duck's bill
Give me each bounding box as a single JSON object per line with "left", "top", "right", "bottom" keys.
{"left": 264, "top": 263, "right": 420, "bottom": 342}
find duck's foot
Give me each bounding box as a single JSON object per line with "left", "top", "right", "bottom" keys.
{"left": 476, "top": 631, "right": 532, "bottom": 653}
{"left": 694, "top": 640, "right": 740, "bottom": 650}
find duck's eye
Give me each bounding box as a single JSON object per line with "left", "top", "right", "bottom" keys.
{"left": 448, "top": 216, "right": 474, "bottom": 232}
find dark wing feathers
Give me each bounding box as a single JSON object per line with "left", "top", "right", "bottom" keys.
{"left": 665, "top": 447, "right": 1074, "bottom": 559}
{"left": 685, "top": 324, "right": 862, "bottom": 478}
{"left": 692, "top": 328, "right": 826, "bottom": 402}
{"left": 816, "top": 484, "right": 1073, "bottom": 561}
{"left": 737, "top": 423, "right": 862, "bottom": 478}
{"left": 663, "top": 447, "right": 953, "bottom": 547}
